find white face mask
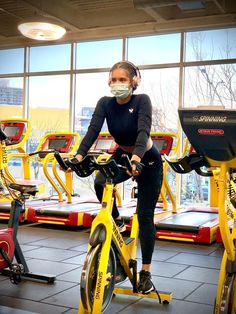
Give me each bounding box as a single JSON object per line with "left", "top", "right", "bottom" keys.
{"left": 110, "top": 83, "right": 132, "bottom": 99}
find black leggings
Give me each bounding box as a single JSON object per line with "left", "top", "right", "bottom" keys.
{"left": 94, "top": 146, "right": 163, "bottom": 264}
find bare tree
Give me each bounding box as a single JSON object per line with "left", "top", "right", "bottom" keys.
{"left": 185, "top": 29, "right": 236, "bottom": 108}
{"left": 183, "top": 29, "right": 236, "bottom": 202}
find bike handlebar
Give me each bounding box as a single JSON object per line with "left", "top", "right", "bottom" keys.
{"left": 54, "top": 151, "right": 133, "bottom": 179}
{"left": 0, "top": 128, "right": 7, "bottom": 141}
{"left": 164, "top": 153, "right": 213, "bottom": 177}
{"left": 54, "top": 151, "right": 70, "bottom": 170}
{"left": 28, "top": 149, "right": 55, "bottom": 156}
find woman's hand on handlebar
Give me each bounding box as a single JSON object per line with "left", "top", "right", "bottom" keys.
{"left": 130, "top": 155, "right": 143, "bottom": 177}
{"left": 74, "top": 154, "right": 83, "bottom": 162}
{"left": 60, "top": 154, "right": 83, "bottom": 172}
{"left": 60, "top": 165, "right": 72, "bottom": 173}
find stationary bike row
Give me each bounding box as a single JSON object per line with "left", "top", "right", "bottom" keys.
{"left": 55, "top": 151, "right": 172, "bottom": 314}
{"left": 0, "top": 127, "right": 55, "bottom": 284}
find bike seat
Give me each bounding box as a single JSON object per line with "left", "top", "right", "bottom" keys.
{"left": 9, "top": 183, "right": 38, "bottom": 196}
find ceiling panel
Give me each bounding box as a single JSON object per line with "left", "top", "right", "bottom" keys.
{"left": 0, "top": 0, "right": 235, "bottom": 47}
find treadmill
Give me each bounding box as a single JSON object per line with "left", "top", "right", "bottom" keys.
{"left": 1, "top": 128, "right": 87, "bottom": 224}
{"left": 29, "top": 131, "right": 179, "bottom": 228}
{"left": 28, "top": 132, "right": 122, "bottom": 227}
{"left": 155, "top": 107, "right": 225, "bottom": 244}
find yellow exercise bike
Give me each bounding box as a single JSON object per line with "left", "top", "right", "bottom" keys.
{"left": 0, "top": 126, "right": 55, "bottom": 284}
{"left": 166, "top": 106, "right": 236, "bottom": 314}
{"left": 55, "top": 151, "right": 172, "bottom": 313}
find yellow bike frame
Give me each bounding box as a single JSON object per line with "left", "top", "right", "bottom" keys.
{"left": 78, "top": 176, "right": 172, "bottom": 314}
{"left": 212, "top": 159, "right": 236, "bottom": 314}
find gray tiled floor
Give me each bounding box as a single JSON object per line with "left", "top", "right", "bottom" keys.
{"left": 0, "top": 222, "right": 224, "bottom": 314}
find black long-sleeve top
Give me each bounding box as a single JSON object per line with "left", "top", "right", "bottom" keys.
{"left": 76, "top": 94, "right": 152, "bottom": 159}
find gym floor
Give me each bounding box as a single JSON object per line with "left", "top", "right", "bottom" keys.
{"left": 0, "top": 222, "right": 223, "bottom": 314}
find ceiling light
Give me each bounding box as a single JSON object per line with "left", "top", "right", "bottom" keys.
{"left": 18, "top": 17, "right": 66, "bottom": 41}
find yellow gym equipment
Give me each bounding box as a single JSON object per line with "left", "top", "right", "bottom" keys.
{"left": 177, "top": 106, "right": 236, "bottom": 313}
{"left": 54, "top": 151, "right": 172, "bottom": 314}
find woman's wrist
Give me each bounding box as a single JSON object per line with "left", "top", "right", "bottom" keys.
{"left": 131, "top": 154, "right": 141, "bottom": 163}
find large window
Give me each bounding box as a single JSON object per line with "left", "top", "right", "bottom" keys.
{"left": 76, "top": 39, "right": 123, "bottom": 69}
{"left": 181, "top": 28, "right": 236, "bottom": 205}
{"left": 127, "top": 33, "right": 181, "bottom": 65}
{"left": 0, "top": 49, "right": 24, "bottom": 121}
{"left": 1, "top": 27, "right": 236, "bottom": 203}
{"left": 185, "top": 28, "right": 236, "bottom": 61}
{"left": 0, "top": 77, "right": 23, "bottom": 118}
{"left": 74, "top": 72, "right": 109, "bottom": 136}
{"left": 184, "top": 64, "right": 236, "bottom": 108}
{"left": 29, "top": 44, "right": 71, "bottom": 72}
{"left": 28, "top": 74, "right": 70, "bottom": 138}
{"left": 26, "top": 74, "right": 71, "bottom": 193}
{"left": 139, "top": 68, "right": 179, "bottom": 132}
{"left": 0, "top": 48, "right": 24, "bottom": 74}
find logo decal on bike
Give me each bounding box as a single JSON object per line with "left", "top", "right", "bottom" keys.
{"left": 198, "top": 128, "right": 224, "bottom": 136}
{"left": 193, "top": 115, "right": 227, "bottom": 123}
{"left": 95, "top": 271, "right": 103, "bottom": 299}
{"left": 112, "top": 223, "right": 124, "bottom": 248}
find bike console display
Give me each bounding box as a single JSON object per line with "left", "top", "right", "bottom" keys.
{"left": 179, "top": 107, "right": 236, "bottom": 161}
{"left": 151, "top": 135, "right": 173, "bottom": 155}
{"left": 90, "top": 133, "right": 118, "bottom": 154}
{"left": 42, "top": 136, "right": 73, "bottom": 153}
{"left": 1, "top": 123, "right": 25, "bottom": 145}
{"left": 94, "top": 139, "right": 114, "bottom": 150}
